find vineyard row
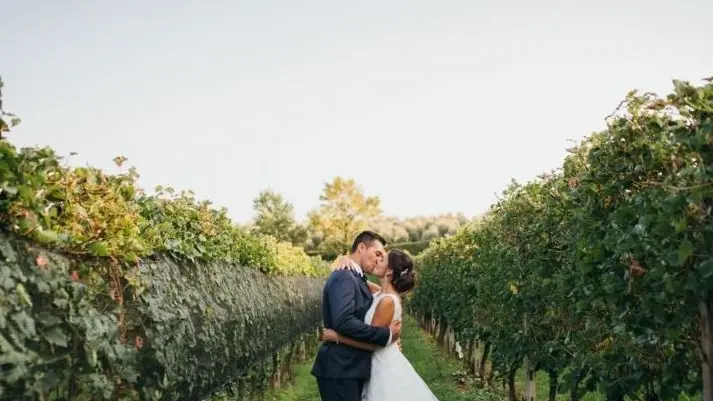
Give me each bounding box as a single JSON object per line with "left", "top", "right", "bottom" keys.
{"left": 0, "top": 83, "right": 329, "bottom": 400}
{"left": 410, "top": 78, "right": 713, "bottom": 401}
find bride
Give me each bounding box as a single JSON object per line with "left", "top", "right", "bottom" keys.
{"left": 322, "top": 250, "right": 439, "bottom": 401}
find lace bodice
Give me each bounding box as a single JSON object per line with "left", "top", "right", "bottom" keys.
{"left": 364, "top": 292, "right": 402, "bottom": 325}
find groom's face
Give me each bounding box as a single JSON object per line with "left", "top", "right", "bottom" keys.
{"left": 359, "top": 240, "right": 385, "bottom": 274}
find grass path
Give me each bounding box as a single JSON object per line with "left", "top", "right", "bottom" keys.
{"left": 265, "top": 315, "right": 503, "bottom": 401}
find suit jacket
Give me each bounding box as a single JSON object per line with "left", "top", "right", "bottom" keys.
{"left": 311, "top": 269, "right": 391, "bottom": 379}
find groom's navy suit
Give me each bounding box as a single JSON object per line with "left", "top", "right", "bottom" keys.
{"left": 311, "top": 267, "right": 391, "bottom": 401}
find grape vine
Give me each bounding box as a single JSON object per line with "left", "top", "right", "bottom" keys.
{"left": 0, "top": 77, "right": 328, "bottom": 400}
{"left": 411, "top": 77, "right": 713, "bottom": 401}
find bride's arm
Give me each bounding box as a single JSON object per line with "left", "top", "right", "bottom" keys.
{"left": 321, "top": 297, "right": 396, "bottom": 351}
{"left": 331, "top": 255, "right": 351, "bottom": 270}
{"left": 332, "top": 255, "right": 382, "bottom": 293}
{"left": 331, "top": 255, "right": 382, "bottom": 293}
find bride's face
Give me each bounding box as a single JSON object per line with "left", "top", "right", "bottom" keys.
{"left": 371, "top": 252, "right": 389, "bottom": 278}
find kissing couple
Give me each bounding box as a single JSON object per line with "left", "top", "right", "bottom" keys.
{"left": 311, "top": 231, "right": 439, "bottom": 401}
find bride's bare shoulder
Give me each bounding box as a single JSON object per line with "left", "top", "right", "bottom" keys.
{"left": 375, "top": 295, "right": 395, "bottom": 312}
{"left": 382, "top": 292, "right": 401, "bottom": 304}
{"left": 376, "top": 294, "right": 401, "bottom": 314}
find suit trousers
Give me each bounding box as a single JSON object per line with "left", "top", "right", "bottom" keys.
{"left": 316, "top": 378, "right": 366, "bottom": 401}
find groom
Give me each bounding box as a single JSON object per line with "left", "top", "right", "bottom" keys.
{"left": 311, "top": 230, "right": 402, "bottom": 401}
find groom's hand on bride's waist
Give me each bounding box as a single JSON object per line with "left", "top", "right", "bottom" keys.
{"left": 389, "top": 320, "right": 402, "bottom": 341}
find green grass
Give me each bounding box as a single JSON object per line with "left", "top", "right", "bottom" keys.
{"left": 263, "top": 361, "right": 320, "bottom": 401}
{"left": 265, "top": 315, "right": 504, "bottom": 401}
{"left": 512, "top": 368, "right": 602, "bottom": 401}
{"left": 467, "top": 342, "right": 602, "bottom": 401}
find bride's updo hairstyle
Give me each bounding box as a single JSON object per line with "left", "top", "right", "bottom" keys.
{"left": 388, "top": 250, "right": 416, "bottom": 293}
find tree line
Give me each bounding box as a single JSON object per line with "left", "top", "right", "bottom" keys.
{"left": 247, "top": 176, "right": 475, "bottom": 258}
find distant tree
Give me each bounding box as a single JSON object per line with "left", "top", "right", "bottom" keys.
{"left": 307, "top": 177, "right": 382, "bottom": 254}
{"left": 289, "top": 223, "right": 309, "bottom": 247}
{"left": 304, "top": 231, "right": 324, "bottom": 252}
{"left": 366, "top": 213, "right": 469, "bottom": 244}
{"left": 0, "top": 77, "right": 22, "bottom": 139}
{"left": 391, "top": 226, "right": 410, "bottom": 243}
{"left": 421, "top": 225, "right": 441, "bottom": 241}
{"left": 456, "top": 212, "right": 469, "bottom": 225}
{"left": 251, "top": 189, "right": 303, "bottom": 245}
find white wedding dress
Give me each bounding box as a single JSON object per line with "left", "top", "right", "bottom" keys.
{"left": 362, "top": 292, "right": 439, "bottom": 401}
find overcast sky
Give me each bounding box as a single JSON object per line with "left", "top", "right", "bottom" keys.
{"left": 2, "top": 0, "right": 711, "bottom": 223}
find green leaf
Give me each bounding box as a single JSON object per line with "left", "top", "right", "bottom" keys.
{"left": 10, "top": 311, "right": 36, "bottom": 337}
{"left": 0, "top": 272, "right": 15, "bottom": 291}
{"left": 43, "top": 327, "right": 68, "bottom": 347}
{"left": 35, "top": 230, "right": 60, "bottom": 244}
{"left": 15, "top": 283, "right": 32, "bottom": 307}
{"left": 17, "top": 185, "right": 33, "bottom": 201}
{"left": 673, "top": 218, "right": 687, "bottom": 233}
{"left": 36, "top": 312, "right": 62, "bottom": 326}
{"left": 87, "top": 241, "right": 110, "bottom": 257}
{"left": 676, "top": 239, "right": 694, "bottom": 266}
{"left": 698, "top": 259, "right": 713, "bottom": 279}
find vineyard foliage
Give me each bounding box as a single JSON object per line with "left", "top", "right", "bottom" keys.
{"left": 0, "top": 132, "right": 328, "bottom": 300}
{"left": 0, "top": 77, "right": 328, "bottom": 400}
{"left": 411, "top": 78, "right": 713, "bottom": 401}
{"left": 0, "top": 233, "right": 324, "bottom": 400}
{"left": 0, "top": 143, "right": 327, "bottom": 277}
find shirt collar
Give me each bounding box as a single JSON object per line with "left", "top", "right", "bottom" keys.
{"left": 349, "top": 259, "right": 364, "bottom": 276}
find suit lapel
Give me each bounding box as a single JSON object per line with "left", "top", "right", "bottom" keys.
{"left": 352, "top": 271, "right": 373, "bottom": 300}
{"left": 358, "top": 277, "right": 373, "bottom": 301}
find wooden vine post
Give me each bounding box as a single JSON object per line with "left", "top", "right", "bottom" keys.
{"left": 524, "top": 313, "right": 536, "bottom": 401}
{"left": 701, "top": 294, "right": 713, "bottom": 401}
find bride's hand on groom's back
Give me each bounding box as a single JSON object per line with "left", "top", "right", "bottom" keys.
{"left": 331, "top": 255, "right": 354, "bottom": 271}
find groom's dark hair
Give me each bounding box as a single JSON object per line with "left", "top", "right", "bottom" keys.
{"left": 350, "top": 230, "right": 387, "bottom": 253}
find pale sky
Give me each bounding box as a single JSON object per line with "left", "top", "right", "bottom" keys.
{"left": 2, "top": 0, "right": 711, "bottom": 223}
